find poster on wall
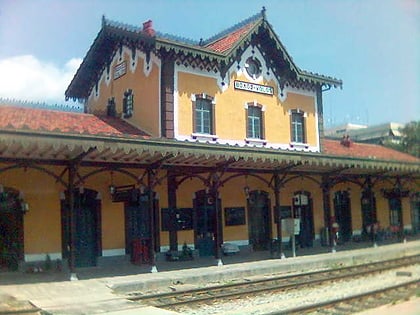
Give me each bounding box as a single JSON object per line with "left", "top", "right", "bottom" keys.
{"left": 224, "top": 207, "right": 246, "bottom": 226}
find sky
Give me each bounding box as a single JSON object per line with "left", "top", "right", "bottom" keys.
{"left": 0, "top": 0, "right": 418, "bottom": 127}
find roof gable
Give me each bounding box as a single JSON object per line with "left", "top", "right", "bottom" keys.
{"left": 66, "top": 8, "right": 342, "bottom": 100}
{"left": 203, "top": 11, "right": 263, "bottom": 53}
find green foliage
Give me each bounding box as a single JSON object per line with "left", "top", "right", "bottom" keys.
{"left": 383, "top": 121, "right": 420, "bottom": 158}
{"left": 400, "top": 121, "right": 420, "bottom": 157}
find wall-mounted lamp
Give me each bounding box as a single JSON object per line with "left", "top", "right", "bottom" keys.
{"left": 243, "top": 174, "right": 250, "bottom": 198}
{"left": 109, "top": 184, "right": 116, "bottom": 195}
{"left": 109, "top": 171, "right": 115, "bottom": 196}
{"left": 20, "top": 202, "right": 29, "bottom": 214}
{"left": 243, "top": 185, "right": 250, "bottom": 199}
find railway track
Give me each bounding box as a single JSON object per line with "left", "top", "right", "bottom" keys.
{"left": 127, "top": 255, "right": 420, "bottom": 311}
{"left": 276, "top": 279, "right": 419, "bottom": 315}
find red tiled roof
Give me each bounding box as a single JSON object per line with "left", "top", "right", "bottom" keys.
{"left": 323, "top": 139, "right": 419, "bottom": 163}
{"left": 205, "top": 22, "right": 256, "bottom": 53}
{"left": 0, "top": 105, "right": 150, "bottom": 138}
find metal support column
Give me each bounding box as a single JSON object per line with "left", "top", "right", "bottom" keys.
{"left": 167, "top": 172, "right": 178, "bottom": 251}
{"left": 68, "top": 163, "right": 78, "bottom": 280}
{"left": 148, "top": 169, "right": 158, "bottom": 273}
{"left": 211, "top": 174, "right": 223, "bottom": 266}
{"left": 273, "top": 172, "right": 284, "bottom": 258}
{"left": 321, "top": 176, "right": 334, "bottom": 252}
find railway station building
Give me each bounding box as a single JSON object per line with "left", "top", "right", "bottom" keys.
{"left": 0, "top": 9, "right": 419, "bottom": 273}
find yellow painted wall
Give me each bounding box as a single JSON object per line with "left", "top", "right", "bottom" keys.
{"left": 177, "top": 71, "right": 317, "bottom": 146}
{"left": 87, "top": 48, "right": 161, "bottom": 137}
{"left": 79, "top": 168, "right": 126, "bottom": 250}
{"left": 0, "top": 166, "right": 65, "bottom": 254}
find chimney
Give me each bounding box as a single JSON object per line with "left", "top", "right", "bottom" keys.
{"left": 340, "top": 135, "right": 352, "bottom": 147}
{"left": 142, "top": 20, "right": 155, "bottom": 36}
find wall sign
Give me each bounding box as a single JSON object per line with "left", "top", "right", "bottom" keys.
{"left": 114, "top": 61, "right": 127, "bottom": 80}
{"left": 234, "top": 80, "right": 274, "bottom": 96}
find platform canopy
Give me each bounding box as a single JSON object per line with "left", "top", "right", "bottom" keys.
{"left": 1, "top": 128, "right": 418, "bottom": 179}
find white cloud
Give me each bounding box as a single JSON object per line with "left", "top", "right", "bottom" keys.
{"left": 0, "top": 55, "right": 82, "bottom": 103}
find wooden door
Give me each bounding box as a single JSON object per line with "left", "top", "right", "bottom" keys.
{"left": 248, "top": 190, "right": 271, "bottom": 250}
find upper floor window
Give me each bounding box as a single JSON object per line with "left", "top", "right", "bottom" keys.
{"left": 123, "top": 89, "right": 134, "bottom": 118}
{"left": 107, "top": 97, "right": 116, "bottom": 117}
{"left": 193, "top": 94, "right": 214, "bottom": 135}
{"left": 246, "top": 103, "right": 264, "bottom": 139}
{"left": 290, "top": 109, "right": 306, "bottom": 143}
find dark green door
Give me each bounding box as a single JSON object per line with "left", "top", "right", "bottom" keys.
{"left": 361, "top": 190, "right": 377, "bottom": 237}
{"left": 411, "top": 193, "right": 420, "bottom": 233}
{"left": 293, "top": 192, "right": 314, "bottom": 248}
{"left": 194, "top": 190, "right": 216, "bottom": 256}
{"left": 334, "top": 191, "right": 353, "bottom": 242}
{"left": 248, "top": 191, "right": 271, "bottom": 250}
{"left": 125, "top": 194, "right": 150, "bottom": 255}
{"left": 0, "top": 188, "right": 24, "bottom": 271}
{"left": 74, "top": 190, "right": 100, "bottom": 268}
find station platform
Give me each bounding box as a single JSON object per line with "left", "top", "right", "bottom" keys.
{"left": 0, "top": 238, "right": 419, "bottom": 314}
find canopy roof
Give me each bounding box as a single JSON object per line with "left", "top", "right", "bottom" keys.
{"left": 66, "top": 8, "right": 342, "bottom": 101}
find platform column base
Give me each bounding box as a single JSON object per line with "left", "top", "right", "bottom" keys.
{"left": 70, "top": 273, "right": 78, "bottom": 281}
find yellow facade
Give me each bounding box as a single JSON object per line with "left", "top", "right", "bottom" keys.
{"left": 176, "top": 71, "right": 318, "bottom": 147}
{"left": 87, "top": 48, "right": 161, "bottom": 137}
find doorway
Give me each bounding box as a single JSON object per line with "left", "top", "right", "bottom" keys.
{"left": 193, "top": 190, "right": 217, "bottom": 256}
{"left": 0, "top": 187, "right": 24, "bottom": 271}
{"left": 248, "top": 190, "right": 271, "bottom": 250}
{"left": 293, "top": 191, "right": 314, "bottom": 248}
{"left": 61, "top": 189, "right": 101, "bottom": 268}
{"left": 361, "top": 189, "right": 377, "bottom": 237}
{"left": 124, "top": 189, "right": 160, "bottom": 256}
{"left": 333, "top": 191, "right": 353, "bottom": 242}
{"left": 411, "top": 193, "right": 420, "bottom": 234}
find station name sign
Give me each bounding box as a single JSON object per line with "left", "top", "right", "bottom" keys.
{"left": 114, "top": 61, "right": 127, "bottom": 80}
{"left": 234, "top": 80, "right": 274, "bottom": 96}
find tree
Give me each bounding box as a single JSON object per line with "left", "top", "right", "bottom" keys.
{"left": 400, "top": 121, "right": 420, "bottom": 158}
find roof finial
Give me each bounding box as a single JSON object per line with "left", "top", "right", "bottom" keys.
{"left": 102, "top": 15, "right": 106, "bottom": 27}
{"left": 261, "top": 6, "right": 266, "bottom": 19}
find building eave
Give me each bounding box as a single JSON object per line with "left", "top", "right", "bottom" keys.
{"left": 1, "top": 129, "right": 418, "bottom": 176}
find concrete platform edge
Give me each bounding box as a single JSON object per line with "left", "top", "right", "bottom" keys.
{"left": 109, "top": 241, "right": 420, "bottom": 293}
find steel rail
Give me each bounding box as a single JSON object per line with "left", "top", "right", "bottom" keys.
{"left": 128, "top": 255, "right": 420, "bottom": 309}
{"left": 271, "top": 279, "right": 419, "bottom": 315}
